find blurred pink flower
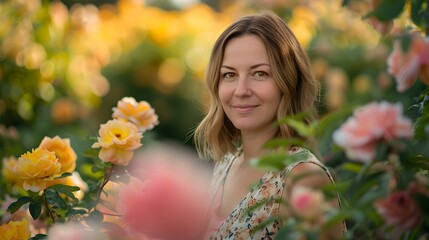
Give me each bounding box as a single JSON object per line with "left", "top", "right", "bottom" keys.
{"left": 333, "top": 101, "right": 412, "bottom": 162}
{"left": 290, "top": 185, "right": 326, "bottom": 222}
{"left": 375, "top": 191, "right": 422, "bottom": 230}
{"left": 387, "top": 32, "right": 429, "bottom": 92}
{"left": 117, "top": 147, "right": 210, "bottom": 240}
{"left": 47, "top": 223, "right": 106, "bottom": 240}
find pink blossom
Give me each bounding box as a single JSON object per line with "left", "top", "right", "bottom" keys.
{"left": 116, "top": 145, "right": 210, "bottom": 240}
{"left": 387, "top": 32, "right": 429, "bottom": 92}
{"left": 290, "top": 185, "right": 326, "bottom": 221}
{"left": 333, "top": 101, "right": 412, "bottom": 162}
{"left": 375, "top": 191, "right": 422, "bottom": 230}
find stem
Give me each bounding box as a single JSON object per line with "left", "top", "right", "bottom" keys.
{"left": 43, "top": 190, "right": 56, "bottom": 224}
{"left": 94, "top": 164, "right": 114, "bottom": 210}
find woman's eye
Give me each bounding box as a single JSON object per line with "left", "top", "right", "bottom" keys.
{"left": 222, "top": 72, "right": 236, "bottom": 79}
{"left": 254, "top": 71, "right": 268, "bottom": 78}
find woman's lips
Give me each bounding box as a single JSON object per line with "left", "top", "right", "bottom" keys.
{"left": 232, "top": 105, "right": 258, "bottom": 113}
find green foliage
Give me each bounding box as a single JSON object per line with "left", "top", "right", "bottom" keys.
{"left": 366, "top": 0, "right": 406, "bottom": 21}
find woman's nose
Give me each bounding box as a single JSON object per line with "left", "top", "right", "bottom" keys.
{"left": 234, "top": 76, "right": 251, "bottom": 97}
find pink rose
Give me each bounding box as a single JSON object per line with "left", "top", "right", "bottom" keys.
{"left": 333, "top": 101, "right": 412, "bottom": 162}
{"left": 375, "top": 191, "right": 422, "bottom": 230}
{"left": 117, "top": 146, "right": 210, "bottom": 240}
{"left": 387, "top": 32, "right": 429, "bottom": 92}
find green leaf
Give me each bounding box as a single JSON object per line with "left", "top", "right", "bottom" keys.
{"left": 278, "top": 118, "right": 313, "bottom": 137}
{"left": 252, "top": 151, "right": 309, "bottom": 171}
{"left": 251, "top": 153, "right": 287, "bottom": 170}
{"left": 44, "top": 188, "right": 59, "bottom": 204}
{"left": 365, "top": 0, "right": 406, "bottom": 21}
{"left": 83, "top": 147, "right": 100, "bottom": 159}
{"left": 7, "top": 196, "right": 32, "bottom": 214}
{"left": 411, "top": 0, "right": 429, "bottom": 29}
{"left": 29, "top": 201, "right": 42, "bottom": 220}
{"left": 316, "top": 105, "right": 355, "bottom": 137}
{"left": 342, "top": 0, "right": 353, "bottom": 6}
{"left": 49, "top": 184, "right": 80, "bottom": 192}
{"left": 55, "top": 196, "right": 68, "bottom": 210}
{"left": 54, "top": 172, "right": 73, "bottom": 179}
{"left": 341, "top": 162, "right": 363, "bottom": 173}
{"left": 263, "top": 138, "right": 307, "bottom": 149}
{"left": 86, "top": 210, "right": 104, "bottom": 227}
{"left": 66, "top": 208, "right": 88, "bottom": 217}
{"left": 29, "top": 234, "right": 47, "bottom": 240}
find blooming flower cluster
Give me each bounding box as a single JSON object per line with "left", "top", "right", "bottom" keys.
{"left": 2, "top": 136, "right": 79, "bottom": 192}
{"left": 92, "top": 97, "right": 158, "bottom": 165}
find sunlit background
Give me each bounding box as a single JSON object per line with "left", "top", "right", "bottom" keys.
{"left": 0, "top": 0, "right": 421, "bottom": 157}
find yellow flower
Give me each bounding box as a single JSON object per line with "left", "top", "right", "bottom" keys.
{"left": 92, "top": 119, "right": 142, "bottom": 165}
{"left": 112, "top": 97, "right": 159, "bottom": 132}
{"left": 0, "top": 219, "right": 31, "bottom": 240}
{"left": 17, "top": 148, "right": 61, "bottom": 192}
{"left": 1, "top": 156, "right": 21, "bottom": 185}
{"left": 39, "top": 136, "right": 77, "bottom": 172}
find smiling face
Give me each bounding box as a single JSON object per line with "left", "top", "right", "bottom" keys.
{"left": 218, "top": 34, "right": 282, "bottom": 135}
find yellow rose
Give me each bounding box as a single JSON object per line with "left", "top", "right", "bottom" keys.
{"left": 92, "top": 119, "right": 142, "bottom": 165}
{"left": 112, "top": 97, "right": 159, "bottom": 132}
{"left": 1, "top": 156, "right": 21, "bottom": 185}
{"left": 0, "top": 219, "right": 31, "bottom": 240}
{"left": 17, "top": 148, "right": 61, "bottom": 192}
{"left": 39, "top": 136, "right": 77, "bottom": 172}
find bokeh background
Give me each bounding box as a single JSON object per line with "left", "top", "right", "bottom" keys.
{"left": 0, "top": 0, "right": 424, "bottom": 164}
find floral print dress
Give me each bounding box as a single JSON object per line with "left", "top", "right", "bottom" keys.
{"left": 206, "top": 147, "right": 337, "bottom": 240}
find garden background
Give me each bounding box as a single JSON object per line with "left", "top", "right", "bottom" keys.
{"left": 1, "top": 0, "right": 428, "bottom": 239}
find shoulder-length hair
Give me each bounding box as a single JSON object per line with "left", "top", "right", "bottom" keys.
{"left": 194, "top": 11, "right": 320, "bottom": 162}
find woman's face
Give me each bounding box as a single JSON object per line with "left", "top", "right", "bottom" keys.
{"left": 218, "top": 34, "right": 282, "bottom": 134}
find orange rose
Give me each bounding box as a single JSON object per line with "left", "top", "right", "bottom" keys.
{"left": 112, "top": 97, "right": 159, "bottom": 132}
{"left": 39, "top": 136, "right": 77, "bottom": 172}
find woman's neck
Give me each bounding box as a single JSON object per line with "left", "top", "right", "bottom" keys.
{"left": 240, "top": 127, "right": 278, "bottom": 162}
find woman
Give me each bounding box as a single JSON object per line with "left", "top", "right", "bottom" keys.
{"left": 194, "top": 11, "right": 343, "bottom": 239}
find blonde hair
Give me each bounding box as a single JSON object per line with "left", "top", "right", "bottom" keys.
{"left": 194, "top": 11, "right": 320, "bottom": 162}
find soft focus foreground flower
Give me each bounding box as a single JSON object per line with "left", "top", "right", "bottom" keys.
{"left": 39, "top": 136, "right": 77, "bottom": 172}
{"left": 333, "top": 101, "right": 412, "bottom": 162}
{"left": 375, "top": 191, "right": 422, "bottom": 230}
{"left": 387, "top": 32, "right": 429, "bottom": 92}
{"left": 92, "top": 119, "right": 142, "bottom": 165}
{"left": 290, "top": 185, "right": 326, "bottom": 221}
{"left": 0, "top": 219, "right": 31, "bottom": 240}
{"left": 1, "top": 156, "right": 20, "bottom": 185}
{"left": 16, "top": 148, "right": 61, "bottom": 192}
{"left": 47, "top": 223, "right": 106, "bottom": 240}
{"left": 112, "top": 97, "right": 159, "bottom": 132}
{"left": 117, "top": 146, "right": 210, "bottom": 240}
